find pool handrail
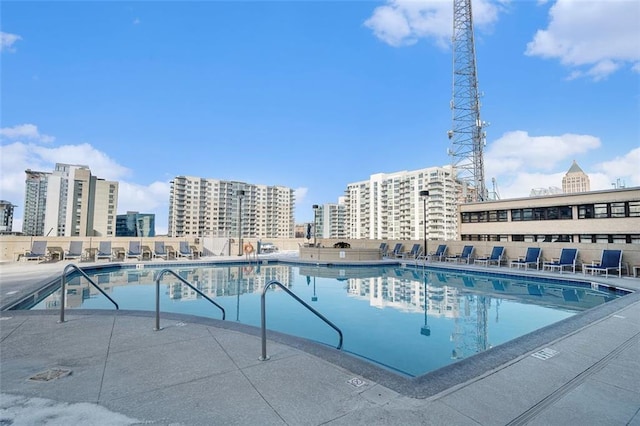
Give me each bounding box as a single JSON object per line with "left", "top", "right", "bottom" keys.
{"left": 153, "top": 268, "right": 226, "bottom": 330}
{"left": 60, "top": 264, "right": 119, "bottom": 323}
{"left": 259, "top": 279, "right": 343, "bottom": 361}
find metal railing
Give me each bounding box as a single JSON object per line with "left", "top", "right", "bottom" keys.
{"left": 259, "top": 279, "right": 343, "bottom": 361}
{"left": 153, "top": 268, "right": 226, "bottom": 330}
{"left": 59, "top": 264, "right": 119, "bottom": 323}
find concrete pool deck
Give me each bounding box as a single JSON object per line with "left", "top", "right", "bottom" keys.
{"left": 1, "top": 255, "right": 639, "bottom": 425}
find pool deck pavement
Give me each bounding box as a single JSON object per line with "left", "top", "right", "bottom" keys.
{"left": 1, "top": 253, "right": 639, "bottom": 425}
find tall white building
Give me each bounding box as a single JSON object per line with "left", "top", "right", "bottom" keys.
{"left": 168, "top": 176, "right": 295, "bottom": 238}
{"left": 23, "top": 164, "right": 118, "bottom": 237}
{"left": 314, "top": 198, "right": 347, "bottom": 239}
{"left": 345, "top": 166, "right": 460, "bottom": 241}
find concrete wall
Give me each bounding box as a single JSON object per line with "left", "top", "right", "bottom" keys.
{"left": 2, "top": 236, "right": 638, "bottom": 276}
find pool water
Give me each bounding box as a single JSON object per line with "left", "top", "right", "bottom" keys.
{"left": 32, "top": 263, "right": 624, "bottom": 377}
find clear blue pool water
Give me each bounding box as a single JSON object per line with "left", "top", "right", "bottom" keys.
{"left": 32, "top": 263, "right": 624, "bottom": 377}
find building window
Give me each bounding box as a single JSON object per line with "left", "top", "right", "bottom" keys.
{"left": 578, "top": 204, "right": 594, "bottom": 219}
{"left": 610, "top": 203, "right": 626, "bottom": 218}
{"left": 594, "top": 204, "right": 608, "bottom": 218}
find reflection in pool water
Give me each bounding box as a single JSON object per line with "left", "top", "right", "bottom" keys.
{"left": 33, "top": 263, "right": 625, "bottom": 377}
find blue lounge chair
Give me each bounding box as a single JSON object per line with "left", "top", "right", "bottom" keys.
{"left": 96, "top": 241, "right": 114, "bottom": 262}
{"left": 446, "top": 245, "right": 474, "bottom": 264}
{"left": 509, "top": 247, "right": 541, "bottom": 270}
{"left": 379, "top": 242, "right": 389, "bottom": 258}
{"left": 64, "top": 241, "right": 84, "bottom": 261}
{"left": 389, "top": 243, "right": 404, "bottom": 258}
{"left": 153, "top": 241, "right": 171, "bottom": 260}
{"left": 427, "top": 244, "right": 448, "bottom": 262}
{"left": 417, "top": 244, "right": 446, "bottom": 262}
{"left": 177, "top": 241, "right": 194, "bottom": 259}
{"left": 21, "top": 240, "right": 48, "bottom": 262}
{"left": 126, "top": 241, "right": 146, "bottom": 260}
{"left": 543, "top": 248, "right": 578, "bottom": 274}
{"left": 475, "top": 246, "right": 505, "bottom": 267}
{"left": 583, "top": 249, "right": 623, "bottom": 278}
{"left": 399, "top": 243, "right": 422, "bottom": 259}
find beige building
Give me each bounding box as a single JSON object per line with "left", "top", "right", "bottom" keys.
{"left": 345, "top": 166, "right": 460, "bottom": 241}
{"left": 23, "top": 164, "right": 118, "bottom": 237}
{"left": 458, "top": 187, "right": 640, "bottom": 244}
{"left": 562, "top": 160, "right": 590, "bottom": 194}
{"left": 168, "top": 176, "right": 295, "bottom": 239}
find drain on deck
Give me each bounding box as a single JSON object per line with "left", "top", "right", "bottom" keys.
{"left": 28, "top": 368, "right": 72, "bottom": 382}
{"left": 347, "top": 377, "right": 367, "bottom": 388}
{"left": 531, "top": 348, "right": 559, "bottom": 360}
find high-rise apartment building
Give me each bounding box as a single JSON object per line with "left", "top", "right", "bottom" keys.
{"left": 23, "top": 170, "right": 49, "bottom": 236}
{"left": 562, "top": 160, "right": 590, "bottom": 194}
{"left": 22, "top": 164, "right": 118, "bottom": 236}
{"left": 314, "top": 198, "right": 347, "bottom": 239}
{"left": 168, "top": 176, "right": 295, "bottom": 238}
{"left": 345, "top": 166, "right": 460, "bottom": 241}
{"left": 116, "top": 211, "right": 156, "bottom": 237}
{"left": 0, "top": 200, "right": 15, "bottom": 233}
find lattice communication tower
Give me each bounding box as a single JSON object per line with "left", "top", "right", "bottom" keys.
{"left": 448, "top": 0, "right": 487, "bottom": 202}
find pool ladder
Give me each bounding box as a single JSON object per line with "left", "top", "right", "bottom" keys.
{"left": 153, "top": 268, "right": 226, "bottom": 330}
{"left": 259, "top": 279, "right": 343, "bottom": 361}
{"left": 59, "top": 264, "right": 120, "bottom": 323}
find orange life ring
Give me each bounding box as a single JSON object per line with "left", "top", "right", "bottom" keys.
{"left": 243, "top": 243, "right": 254, "bottom": 255}
{"left": 243, "top": 266, "right": 254, "bottom": 274}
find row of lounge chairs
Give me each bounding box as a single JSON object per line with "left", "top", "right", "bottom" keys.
{"left": 19, "top": 240, "right": 198, "bottom": 262}
{"left": 380, "top": 242, "right": 624, "bottom": 278}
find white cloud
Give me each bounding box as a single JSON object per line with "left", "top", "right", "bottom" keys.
{"left": 526, "top": 0, "right": 640, "bottom": 80}
{"left": 294, "top": 187, "right": 309, "bottom": 205}
{"left": 593, "top": 147, "right": 640, "bottom": 187}
{"left": 486, "top": 131, "right": 638, "bottom": 199}
{"left": 117, "top": 181, "right": 171, "bottom": 234}
{"left": 364, "top": 0, "right": 501, "bottom": 48}
{"left": 485, "top": 130, "right": 600, "bottom": 176}
{"left": 0, "top": 124, "right": 55, "bottom": 143}
{"left": 0, "top": 31, "right": 21, "bottom": 52}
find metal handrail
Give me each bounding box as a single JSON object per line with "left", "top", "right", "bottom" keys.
{"left": 259, "top": 279, "right": 343, "bottom": 361}
{"left": 59, "top": 264, "right": 119, "bottom": 323}
{"left": 153, "top": 268, "right": 226, "bottom": 330}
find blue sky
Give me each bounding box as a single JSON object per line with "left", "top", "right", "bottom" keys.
{"left": 1, "top": 0, "right": 639, "bottom": 235}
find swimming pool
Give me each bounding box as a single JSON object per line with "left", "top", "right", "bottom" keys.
{"left": 30, "top": 262, "right": 626, "bottom": 377}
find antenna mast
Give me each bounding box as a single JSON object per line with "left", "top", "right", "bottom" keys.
{"left": 449, "top": 0, "right": 487, "bottom": 202}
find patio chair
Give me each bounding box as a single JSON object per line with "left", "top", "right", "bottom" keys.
{"left": 64, "top": 241, "right": 84, "bottom": 261}
{"left": 583, "top": 249, "right": 623, "bottom": 278}
{"left": 379, "top": 242, "right": 389, "bottom": 258}
{"left": 126, "top": 241, "right": 145, "bottom": 260}
{"left": 418, "top": 244, "right": 447, "bottom": 262}
{"left": 177, "top": 241, "right": 194, "bottom": 259}
{"left": 509, "top": 247, "right": 541, "bottom": 270}
{"left": 542, "top": 248, "right": 578, "bottom": 274}
{"left": 389, "top": 243, "right": 404, "bottom": 258}
{"left": 446, "top": 245, "right": 474, "bottom": 264}
{"left": 475, "top": 246, "right": 505, "bottom": 267}
{"left": 153, "top": 241, "right": 171, "bottom": 260}
{"left": 399, "top": 243, "right": 422, "bottom": 259}
{"left": 96, "top": 241, "right": 114, "bottom": 262}
{"left": 21, "top": 240, "right": 48, "bottom": 262}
